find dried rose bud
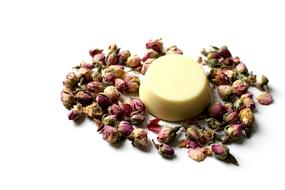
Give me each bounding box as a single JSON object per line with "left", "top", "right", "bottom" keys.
{"left": 211, "top": 143, "right": 229, "bottom": 160}
{"left": 108, "top": 44, "right": 118, "bottom": 53}
{"left": 89, "top": 48, "right": 103, "bottom": 57}
{"left": 223, "top": 111, "right": 239, "bottom": 124}
{"left": 241, "top": 92, "right": 253, "bottom": 99}
{"left": 61, "top": 91, "right": 76, "bottom": 109}
{"left": 101, "top": 114, "right": 117, "bottom": 127}
{"left": 208, "top": 102, "right": 224, "bottom": 118}
{"left": 77, "top": 68, "right": 92, "bottom": 82}
{"left": 125, "top": 75, "right": 140, "bottom": 93}
{"left": 142, "top": 49, "right": 160, "bottom": 62}
{"left": 185, "top": 125, "right": 201, "bottom": 140}
{"left": 218, "top": 46, "right": 232, "bottom": 58}
{"left": 128, "top": 128, "right": 148, "bottom": 150}
{"left": 108, "top": 104, "right": 123, "bottom": 117}
{"left": 126, "top": 55, "right": 141, "bottom": 68}
{"left": 208, "top": 69, "right": 228, "bottom": 85}
{"left": 68, "top": 104, "right": 83, "bottom": 121}
{"left": 102, "top": 71, "right": 115, "bottom": 84}
{"left": 114, "top": 78, "right": 127, "bottom": 92}
{"left": 146, "top": 38, "right": 163, "bottom": 53}
{"left": 91, "top": 71, "right": 103, "bottom": 82}
{"left": 118, "top": 50, "right": 131, "bottom": 65}
{"left": 101, "top": 125, "right": 121, "bottom": 144}
{"left": 86, "top": 81, "right": 104, "bottom": 93}
{"left": 235, "top": 63, "right": 248, "bottom": 73}
{"left": 224, "top": 102, "right": 234, "bottom": 112}
{"left": 256, "top": 92, "right": 273, "bottom": 105}
{"left": 157, "top": 125, "right": 178, "bottom": 144}
{"left": 188, "top": 147, "right": 206, "bottom": 162}
{"left": 103, "top": 86, "right": 120, "bottom": 102}
{"left": 205, "top": 118, "right": 223, "bottom": 129}
{"left": 141, "top": 58, "right": 155, "bottom": 74}
{"left": 76, "top": 91, "right": 93, "bottom": 106}
{"left": 117, "top": 121, "right": 134, "bottom": 136}
{"left": 256, "top": 75, "right": 269, "bottom": 91}
{"left": 166, "top": 45, "right": 183, "bottom": 55}
{"left": 232, "top": 80, "right": 248, "bottom": 95}
{"left": 63, "top": 72, "right": 78, "bottom": 88}
{"left": 130, "top": 111, "right": 145, "bottom": 125}
{"left": 103, "top": 65, "right": 125, "bottom": 79}
{"left": 83, "top": 102, "right": 104, "bottom": 119}
{"left": 239, "top": 108, "right": 255, "bottom": 127}
{"left": 224, "top": 124, "right": 242, "bottom": 140}
{"left": 242, "top": 97, "right": 256, "bottom": 110}
{"left": 130, "top": 98, "right": 145, "bottom": 112}
{"left": 79, "top": 61, "right": 94, "bottom": 70}
{"left": 188, "top": 140, "right": 199, "bottom": 149}
{"left": 93, "top": 53, "right": 105, "bottom": 65}
{"left": 96, "top": 93, "right": 111, "bottom": 108}
{"left": 207, "top": 51, "right": 221, "bottom": 59}
{"left": 106, "top": 51, "right": 119, "bottom": 66}
{"left": 118, "top": 102, "right": 133, "bottom": 117}
{"left": 223, "top": 69, "right": 236, "bottom": 80}
{"left": 217, "top": 85, "right": 233, "bottom": 100}
{"left": 152, "top": 140, "right": 174, "bottom": 158}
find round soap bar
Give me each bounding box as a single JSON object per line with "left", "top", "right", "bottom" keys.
{"left": 139, "top": 54, "right": 211, "bottom": 121}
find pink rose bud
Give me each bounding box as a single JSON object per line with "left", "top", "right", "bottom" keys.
{"left": 76, "top": 91, "right": 93, "bottom": 106}
{"left": 223, "top": 111, "right": 239, "bottom": 124}
{"left": 157, "top": 126, "right": 178, "bottom": 144}
{"left": 117, "top": 121, "right": 134, "bottom": 136}
{"left": 208, "top": 102, "right": 224, "bottom": 118}
{"left": 217, "top": 85, "right": 233, "bottom": 100}
{"left": 101, "top": 114, "right": 118, "bottom": 127}
{"left": 119, "top": 102, "right": 133, "bottom": 117}
{"left": 61, "top": 91, "right": 76, "bottom": 109}
{"left": 224, "top": 124, "right": 243, "bottom": 140}
{"left": 232, "top": 79, "right": 248, "bottom": 95}
{"left": 130, "top": 98, "right": 145, "bottom": 112}
{"left": 242, "top": 97, "right": 256, "bottom": 110}
{"left": 130, "top": 111, "right": 145, "bottom": 125}
{"left": 185, "top": 125, "right": 201, "bottom": 140}
{"left": 86, "top": 81, "right": 104, "bottom": 93}
{"left": 152, "top": 140, "right": 175, "bottom": 158}
{"left": 188, "top": 147, "right": 206, "bottom": 162}
{"left": 89, "top": 48, "right": 103, "bottom": 57}
{"left": 142, "top": 49, "right": 160, "bottom": 62}
{"left": 218, "top": 46, "right": 232, "bottom": 58}
{"left": 103, "top": 86, "right": 120, "bottom": 102}
{"left": 108, "top": 104, "right": 123, "bottom": 117}
{"left": 115, "top": 78, "right": 127, "bottom": 92}
{"left": 68, "top": 104, "right": 83, "bottom": 121}
{"left": 96, "top": 93, "right": 111, "bottom": 108}
{"left": 146, "top": 38, "right": 163, "bottom": 53}
{"left": 91, "top": 71, "right": 103, "bottom": 82}
{"left": 93, "top": 53, "right": 105, "bottom": 65}
{"left": 101, "top": 125, "right": 121, "bottom": 144}
{"left": 235, "top": 63, "right": 248, "bottom": 73}
{"left": 128, "top": 128, "right": 148, "bottom": 150}
{"left": 106, "top": 52, "right": 119, "bottom": 66}
{"left": 102, "top": 71, "right": 116, "bottom": 84}
{"left": 211, "top": 143, "right": 229, "bottom": 160}
{"left": 118, "top": 50, "right": 131, "bottom": 65}
{"left": 256, "top": 92, "right": 273, "bottom": 105}
{"left": 126, "top": 55, "right": 141, "bottom": 68}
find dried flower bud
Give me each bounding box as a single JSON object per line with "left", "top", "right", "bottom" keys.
{"left": 76, "top": 91, "right": 93, "bottom": 106}
{"left": 126, "top": 55, "right": 141, "bottom": 68}
{"left": 188, "top": 147, "right": 206, "bottom": 162}
{"left": 93, "top": 53, "right": 105, "bottom": 65}
{"left": 242, "top": 97, "right": 256, "bottom": 110}
{"left": 223, "top": 102, "right": 234, "bottom": 112}
{"left": 188, "top": 140, "right": 199, "bottom": 149}
{"left": 141, "top": 58, "right": 155, "bottom": 74}
{"left": 114, "top": 78, "right": 127, "bottom": 92}
{"left": 256, "top": 75, "right": 269, "bottom": 88}
{"left": 108, "top": 44, "right": 118, "bottom": 53}
{"left": 101, "top": 125, "right": 121, "bottom": 144}
{"left": 96, "top": 93, "right": 111, "bottom": 108}
{"left": 185, "top": 125, "right": 201, "bottom": 140}
{"left": 130, "top": 111, "right": 145, "bottom": 125}
{"left": 89, "top": 48, "right": 103, "bottom": 57}
{"left": 91, "top": 71, "right": 103, "bottom": 82}
{"left": 108, "top": 104, "right": 123, "bottom": 117}
{"left": 61, "top": 91, "right": 76, "bottom": 109}
{"left": 102, "top": 71, "right": 115, "bottom": 84}
{"left": 218, "top": 46, "right": 232, "bottom": 58}
{"left": 152, "top": 140, "right": 174, "bottom": 158}
{"left": 118, "top": 50, "right": 131, "bottom": 65}
{"left": 235, "top": 63, "right": 248, "bottom": 73}
{"left": 157, "top": 125, "right": 177, "bottom": 143}
{"left": 119, "top": 102, "right": 133, "bottom": 117}
{"left": 207, "top": 51, "right": 221, "bottom": 59}
{"left": 142, "top": 49, "right": 160, "bottom": 62}
{"left": 205, "top": 118, "right": 223, "bottom": 129}
{"left": 128, "top": 128, "right": 148, "bottom": 150}
{"left": 83, "top": 102, "right": 104, "bottom": 119}
{"left": 103, "top": 86, "right": 120, "bottom": 102}
{"left": 239, "top": 108, "right": 255, "bottom": 127}
{"left": 256, "top": 92, "right": 273, "bottom": 105}
{"left": 63, "top": 72, "right": 78, "bottom": 88}
{"left": 211, "top": 143, "right": 229, "bottom": 160}
{"left": 101, "top": 114, "right": 117, "bottom": 126}
{"left": 77, "top": 68, "right": 92, "bottom": 82}
{"left": 106, "top": 52, "right": 119, "bottom": 66}
{"left": 232, "top": 80, "right": 248, "bottom": 95}
{"left": 217, "top": 85, "right": 233, "bottom": 100}
{"left": 130, "top": 98, "right": 145, "bottom": 112}
{"left": 241, "top": 92, "right": 253, "bottom": 99}
{"left": 224, "top": 124, "right": 242, "bottom": 140}
{"left": 166, "top": 45, "right": 183, "bottom": 55}
{"left": 223, "top": 111, "right": 239, "bottom": 124}
{"left": 125, "top": 75, "right": 140, "bottom": 93}
{"left": 146, "top": 38, "right": 163, "bottom": 53}
{"left": 68, "top": 104, "right": 83, "bottom": 121}
{"left": 102, "top": 65, "right": 125, "bottom": 79}
{"left": 117, "top": 121, "right": 134, "bottom": 136}
{"left": 86, "top": 81, "right": 104, "bottom": 93}
{"left": 208, "top": 102, "right": 224, "bottom": 118}
{"left": 79, "top": 61, "right": 94, "bottom": 70}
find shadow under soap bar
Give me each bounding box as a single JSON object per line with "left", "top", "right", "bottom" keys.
{"left": 139, "top": 54, "right": 211, "bottom": 121}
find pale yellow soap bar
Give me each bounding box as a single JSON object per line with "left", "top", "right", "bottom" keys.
{"left": 139, "top": 54, "right": 211, "bottom": 121}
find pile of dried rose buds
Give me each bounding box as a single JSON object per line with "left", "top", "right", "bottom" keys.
{"left": 61, "top": 39, "right": 273, "bottom": 165}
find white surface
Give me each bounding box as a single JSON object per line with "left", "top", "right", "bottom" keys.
{"left": 0, "top": 0, "right": 285, "bottom": 189}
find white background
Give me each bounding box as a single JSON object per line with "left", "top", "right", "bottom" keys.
{"left": 1, "top": 0, "right": 285, "bottom": 189}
